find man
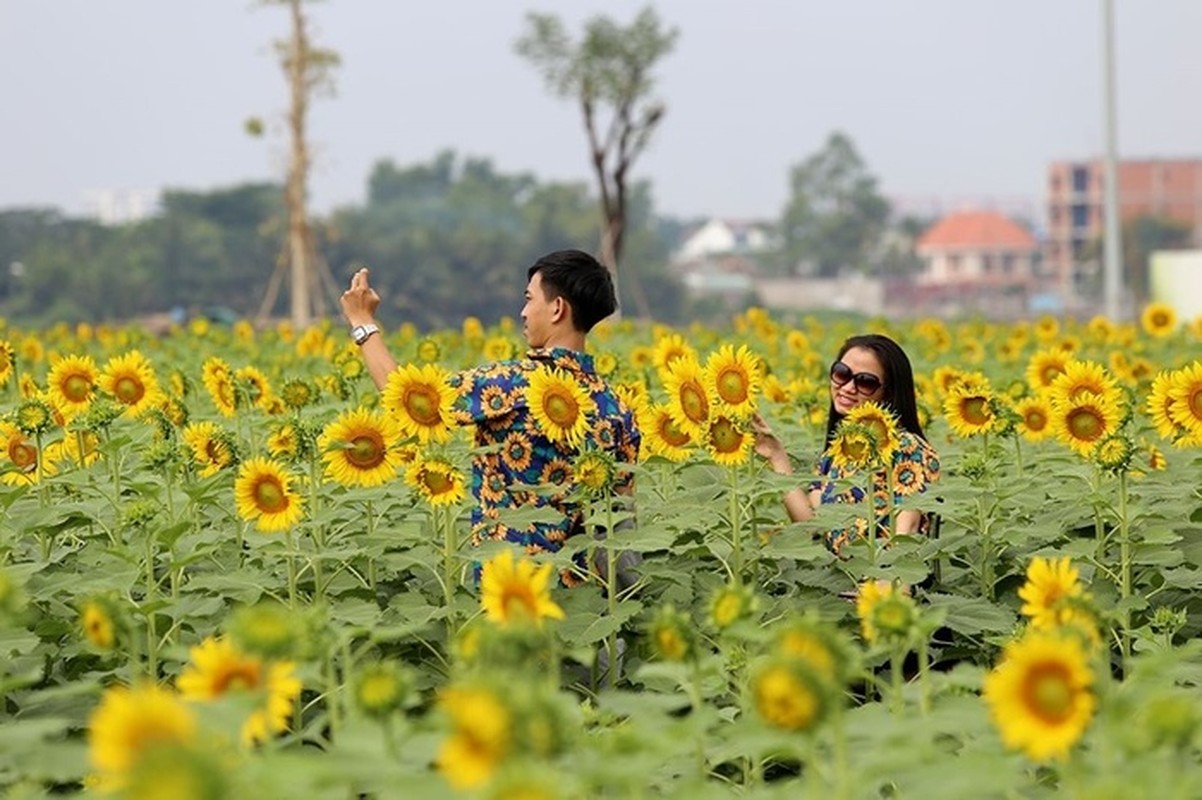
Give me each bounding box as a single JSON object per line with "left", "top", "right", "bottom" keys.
{"left": 340, "top": 249, "right": 640, "bottom": 585}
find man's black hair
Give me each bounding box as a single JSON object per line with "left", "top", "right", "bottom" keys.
{"left": 527, "top": 249, "right": 618, "bottom": 333}
{"left": 823, "top": 333, "right": 926, "bottom": 446}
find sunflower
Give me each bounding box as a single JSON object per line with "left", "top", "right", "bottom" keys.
{"left": 662, "top": 356, "right": 712, "bottom": 439}
{"left": 751, "top": 657, "right": 828, "bottom": 733}
{"left": 572, "top": 449, "right": 617, "bottom": 496}
{"left": 481, "top": 335, "right": 514, "bottom": 361}
{"left": 88, "top": 683, "right": 197, "bottom": 783}
{"left": 1051, "top": 391, "right": 1123, "bottom": 457}
{"left": 405, "top": 456, "right": 467, "bottom": 506}
{"left": 353, "top": 661, "right": 411, "bottom": 719}
{"left": 705, "top": 344, "right": 761, "bottom": 415}
{"left": 775, "top": 617, "right": 850, "bottom": 684}
{"left": 707, "top": 582, "right": 757, "bottom": 630}
{"left": 176, "top": 636, "right": 301, "bottom": 746}
{"left": 943, "top": 385, "right": 996, "bottom": 437}
{"left": 704, "top": 414, "right": 753, "bottom": 466}
{"left": 98, "top": 350, "right": 164, "bottom": 417}
{"left": 1140, "top": 302, "right": 1178, "bottom": 338}
{"left": 1014, "top": 396, "right": 1053, "bottom": 442}
{"left": 826, "top": 423, "right": 877, "bottom": 471}
{"left": 0, "top": 421, "right": 42, "bottom": 484}
{"left": 1166, "top": 361, "right": 1202, "bottom": 442}
{"left": 182, "top": 421, "right": 237, "bottom": 477}
{"left": 525, "top": 366, "right": 594, "bottom": 446}
{"left": 266, "top": 422, "right": 300, "bottom": 459}
{"left": 856, "top": 580, "right": 917, "bottom": 646}
{"left": 0, "top": 340, "right": 13, "bottom": 385}
{"left": 1025, "top": 349, "right": 1071, "bottom": 394}
{"left": 436, "top": 685, "right": 511, "bottom": 790}
{"left": 1018, "top": 557, "right": 1086, "bottom": 629}
{"left": 234, "top": 365, "right": 274, "bottom": 411}
{"left": 640, "top": 402, "right": 692, "bottom": 462}
{"left": 382, "top": 363, "right": 456, "bottom": 444}
{"left": 45, "top": 354, "right": 98, "bottom": 419}
{"left": 202, "top": 357, "right": 237, "bottom": 418}
{"left": 1033, "top": 315, "right": 1060, "bottom": 342}
{"left": 843, "top": 401, "right": 900, "bottom": 463}
{"left": 651, "top": 332, "right": 696, "bottom": 374}
{"left": 479, "top": 548, "right": 565, "bottom": 626}
{"left": 982, "top": 631, "right": 1096, "bottom": 761}
{"left": 280, "top": 378, "right": 316, "bottom": 410}
{"left": 234, "top": 457, "right": 304, "bottom": 532}
{"left": 1046, "top": 359, "right": 1120, "bottom": 407}
{"left": 594, "top": 351, "right": 619, "bottom": 377}
{"left": 1146, "top": 370, "right": 1185, "bottom": 442}
{"left": 82, "top": 598, "right": 117, "bottom": 650}
{"left": 1093, "top": 433, "right": 1134, "bottom": 473}
{"left": 647, "top": 605, "right": 695, "bottom": 662}
{"left": 318, "top": 407, "right": 406, "bottom": 488}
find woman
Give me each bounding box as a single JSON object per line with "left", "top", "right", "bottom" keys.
{"left": 754, "top": 333, "right": 940, "bottom": 554}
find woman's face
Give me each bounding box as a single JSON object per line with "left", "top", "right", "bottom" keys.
{"left": 830, "top": 346, "right": 886, "bottom": 415}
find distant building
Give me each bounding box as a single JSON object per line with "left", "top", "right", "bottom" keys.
{"left": 1045, "top": 158, "right": 1202, "bottom": 295}
{"left": 85, "top": 188, "right": 159, "bottom": 225}
{"left": 671, "top": 218, "right": 774, "bottom": 264}
{"left": 909, "top": 210, "right": 1039, "bottom": 317}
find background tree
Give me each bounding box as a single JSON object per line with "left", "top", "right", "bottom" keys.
{"left": 1122, "top": 214, "right": 1192, "bottom": 307}
{"left": 779, "top": 131, "right": 890, "bottom": 278}
{"left": 252, "top": 0, "right": 341, "bottom": 328}
{"left": 515, "top": 7, "right": 678, "bottom": 319}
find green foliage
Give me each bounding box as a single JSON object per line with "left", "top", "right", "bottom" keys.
{"left": 779, "top": 131, "right": 891, "bottom": 278}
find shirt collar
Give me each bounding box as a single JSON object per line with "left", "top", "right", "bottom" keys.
{"left": 527, "top": 347, "right": 595, "bottom": 375}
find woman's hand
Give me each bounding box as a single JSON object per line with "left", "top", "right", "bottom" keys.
{"left": 752, "top": 413, "right": 790, "bottom": 473}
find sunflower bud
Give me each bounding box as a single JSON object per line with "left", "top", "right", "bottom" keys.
{"left": 750, "top": 655, "right": 830, "bottom": 733}
{"left": 646, "top": 605, "right": 696, "bottom": 663}
{"left": 354, "top": 660, "right": 413, "bottom": 720}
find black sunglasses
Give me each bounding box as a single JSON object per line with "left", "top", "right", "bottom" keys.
{"left": 830, "top": 361, "right": 884, "bottom": 394}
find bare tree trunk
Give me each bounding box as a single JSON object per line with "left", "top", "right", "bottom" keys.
{"left": 286, "top": 0, "right": 317, "bottom": 329}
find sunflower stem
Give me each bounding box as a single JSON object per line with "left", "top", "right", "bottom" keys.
{"left": 1013, "top": 433, "right": 1024, "bottom": 478}
{"left": 441, "top": 506, "right": 459, "bottom": 643}
{"left": 366, "top": 499, "right": 378, "bottom": 599}
{"left": 144, "top": 531, "right": 158, "bottom": 679}
{"left": 1117, "top": 468, "right": 1131, "bottom": 676}
{"left": 285, "top": 527, "right": 299, "bottom": 608}
{"left": 728, "top": 465, "right": 743, "bottom": 585}
{"left": 917, "top": 635, "right": 931, "bottom": 716}
{"left": 889, "top": 649, "right": 904, "bottom": 715}
{"left": 604, "top": 493, "right": 619, "bottom": 689}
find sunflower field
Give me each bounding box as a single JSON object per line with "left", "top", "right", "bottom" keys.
{"left": 1, "top": 304, "right": 1201, "bottom": 799}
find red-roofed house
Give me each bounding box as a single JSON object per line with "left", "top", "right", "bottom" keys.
{"left": 915, "top": 211, "right": 1039, "bottom": 290}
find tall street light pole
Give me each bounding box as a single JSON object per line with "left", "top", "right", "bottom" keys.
{"left": 1101, "top": 0, "right": 1124, "bottom": 320}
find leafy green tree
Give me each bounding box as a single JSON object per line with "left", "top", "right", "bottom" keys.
{"left": 779, "top": 131, "right": 890, "bottom": 277}
{"left": 515, "top": 6, "right": 678, "bottom": 318}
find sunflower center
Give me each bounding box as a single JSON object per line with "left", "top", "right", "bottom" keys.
{"left": 114, "top": 376, "right": 145, "bottom": 404}
{"left": 1023, "top": 664, "right": 1074, "bottom": 723}
{"left": 253, "top": 477, "right": 288, "bottom": 513}
{"left": 501, "top": 585, "right": 539, "bottom": 620}
{"left": 1040, "top": 366, "right": 1063, "bottom": 385}
{"left": 542, "top": 390, "right": 579, "bottom": 427}
{"left": 716, "top": 369, "right": 748, "bottom": 405}
{"left": 214, "top": 663, "right": 262, "bottom": 694}
{"left": 403, "top": 387, "right": 441, "bottom": 426}
{"left": 64, "top": 374, "right": 92, "bottom": 402}
{"left": 709, "top": 418, "right": 742, "bottom": 453}
{"left": 348, "top": 434, "right": 386, "bottom": 469}
{"left": 10, "top": 441, "right": 36, "bottom": 469}
{"left": 1067, "top": 408, "right": 1104, "bottom": 441}
{"left": 204, "top": 440, "right": 225, "bottom": 462}
{"left": 962, "top": 397, "right": 991, "bottom": 425}
{"left": 659, "top": 416, "right": 690, "bottom": 447}
{"left": 1025, "top": 410, "right": 1047, "bottom": 431}
{"left": 423, "top": 470, "right": 453, "bottom": 495}
{"left": 679, "top": 383, "right": 709, "bottom": 422}
{"left": 656, "top": 628, "right": 687, "bottom": 660}
{"left": 1189, "top": 389, "right": 1202, "bottom": 420}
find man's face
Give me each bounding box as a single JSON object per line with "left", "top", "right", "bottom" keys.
{"left": 521, "top": 271, "right": 556, "bottom": 348}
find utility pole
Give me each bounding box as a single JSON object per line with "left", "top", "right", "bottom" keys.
{"left": 1101, "top": 0, "right": 1124, "bottom": 321}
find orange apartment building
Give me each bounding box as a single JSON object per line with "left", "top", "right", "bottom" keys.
{"left": 1046, "top": 158, "right": 1202, "bottom": 295}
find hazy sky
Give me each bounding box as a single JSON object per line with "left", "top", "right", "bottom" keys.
{"left": 2, "top": 1, "right": 1199, "bottom": 223}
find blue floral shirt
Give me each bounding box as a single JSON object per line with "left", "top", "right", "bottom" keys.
{"left": 448, "top": 348, "right": 640, "bottom": 566}
{"left": 812, "top": 430, "right": 941, "bottom": 554}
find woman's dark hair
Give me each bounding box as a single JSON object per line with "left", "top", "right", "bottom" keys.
{"left": 823, "top": 333, "right": 925, "bottom": 445}
{"left": 527, "top": 249, "right": 617, "bottom": 332}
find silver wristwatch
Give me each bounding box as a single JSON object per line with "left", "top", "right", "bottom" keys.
{"left": 350, "top": 323, "right": 380, "bottom": 346}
